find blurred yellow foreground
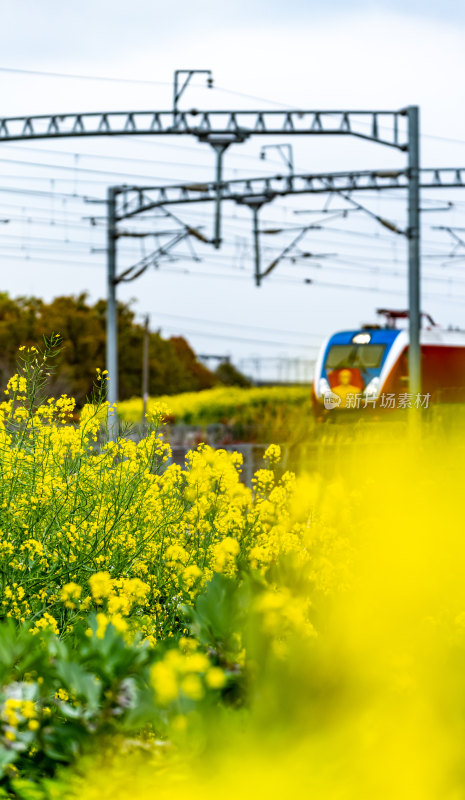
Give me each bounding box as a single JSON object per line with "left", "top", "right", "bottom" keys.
{"left": 73, "top": 427, "right": 465, "bottom": 800}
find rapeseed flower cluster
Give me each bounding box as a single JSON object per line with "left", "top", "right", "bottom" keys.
{"left": 1, "top": 697, "right": 40, "bottom": 744}
{"left": 0, "top": 344, "right": 327, "bottom": 647}
{"left": 151, "top": 638, "right": 226, "bottom": 707}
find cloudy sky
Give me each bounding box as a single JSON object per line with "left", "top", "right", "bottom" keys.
{"left": 0, "top": 0, "right": 464, "bottom": 380}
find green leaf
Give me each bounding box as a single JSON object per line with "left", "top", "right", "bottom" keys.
{"left": 10, "top": 778, "right": 46, "bottom": 800}
{"left": 0, "top": 745, "right": 16, "bottom": 779}
{"left": 55, "top": 661, "right": 101, "bottom": 709}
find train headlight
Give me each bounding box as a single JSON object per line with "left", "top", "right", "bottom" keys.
{"left": 352, "top": 332, "right": 371, "bottom": 344}
{"left": 363, "top": 377, "right": 380, "bottom": 398}
{"left": 318, "top": 377, "right": 331, "bottom": 398}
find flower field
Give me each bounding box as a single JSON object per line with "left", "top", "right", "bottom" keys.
{"left": 1, "top": 341, "right": 465, "bottom": 799}
{"left": 118, "top": 385, "right": 311, "bottom": 425}
{"left": 117, "top": 385, "right": 313, "bottom": 443}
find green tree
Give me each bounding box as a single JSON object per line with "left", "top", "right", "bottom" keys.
{"left": 214, "top": 360, "right": 251, "bottom": 387}
{"left": 0, "top": 292, "right": 217, "bottom": 405}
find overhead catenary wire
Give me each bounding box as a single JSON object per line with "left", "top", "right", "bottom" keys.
{"left": 0, "top": 65, "right": 173, "bottom": 86}
{"left": 1, "top": 246, "right": 465, "bottom": 310}
{"left": 155, "top": 325, "right": 318, "bottom": 350}
{"left": 0, "top": 84, "right": 461, "bottom": 360}
{"left": 1, "top": 214, "right": 462, "bottom": 284}
{"left": 0, "top": 202, "right": 455, "bottom": 256}
{"left": 141, "top": 264, "right": 465, "bottom": 306}
{"left": 0, "top": 185, "right": 457, "bottom": 258}
{"left": 0, "top": 153, "right": 280, "bottom": 179}
{"left": 145, "top": 310, "right": 325, "bottom": 340}
{"left": 0, "top": 237, "right": 458, "bottom": 281}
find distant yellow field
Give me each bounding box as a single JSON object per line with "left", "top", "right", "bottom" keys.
{"left": 118, "top": 385, "right": 311, "bottom": 426}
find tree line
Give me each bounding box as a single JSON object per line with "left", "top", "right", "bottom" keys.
{"left": 0, "top": 292, "right": 247, "bottom": 405}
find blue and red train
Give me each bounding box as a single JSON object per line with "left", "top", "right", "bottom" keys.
{"left": 312, "top": 310, "right": 465, "bottom": 414}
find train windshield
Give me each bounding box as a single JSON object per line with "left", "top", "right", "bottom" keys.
{"left": 325, "top": 344, "right": 386, "bottom": 371}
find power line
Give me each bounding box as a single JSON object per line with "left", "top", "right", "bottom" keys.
{"left": 0, "top": 220, "right": 449, "bottom": 271}
{"left": 157, "top": 325, "right": 317, "bottom": 350}
{"left": 146, "top": 310, "right": 324, "bottom": 340}
{"left": 0, "top": 153, "right": 279, "bottom": 180}
{"left": 0, "top": 196, "right": 457, "bottom": 266}
{"left": 3, "top": 137, "right": 280, "bottom": 169}
{"left": 0, "top": 252, "right": 103, "bottom": 268}
{"left": 148, "top": 263, "right": 465, "bottom": 306}
{"left": 184, "top": 247, "right": 465, "bottom": 285}
{"left": 0, "top": 185, "right": 101, "bottom": 201}
{"left": 0, "top": 65, "right": 298, "bottom": 111}
{"left": 0, "top": 156, "right": 175, "bottom": 181}
{"left": 0, "top": 65, "right": 172, "bottom": 86}
{"left": 1, "top": 246, "right": 464, "bottom": 307}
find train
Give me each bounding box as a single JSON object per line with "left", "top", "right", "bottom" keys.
{"left": 312, "top": 309, "right": 465, "bottom": 415}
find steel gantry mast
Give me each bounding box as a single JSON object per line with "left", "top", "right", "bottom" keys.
{"left": 108, "top": 155, "right": 465, "bottom": 415}
{"left": 407, "top": 107, "right": 421, "bottom": 404}
{"left": 0, "top": 93, "right": 422, "bottom": 422}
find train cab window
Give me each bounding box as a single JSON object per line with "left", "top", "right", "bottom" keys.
{"left": 325, "top": 344, "right": 386, "bottom": 371}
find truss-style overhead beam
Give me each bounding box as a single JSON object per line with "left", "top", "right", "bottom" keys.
{"left": 113, "top": 167, "right": 465, "bottom": 220}
{"left": 0, "top": 109, "right": 407, "bottom": 147}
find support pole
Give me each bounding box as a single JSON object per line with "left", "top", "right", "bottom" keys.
{"left": 236, "top": 195, "right": 272, "bottom": 286}
{"left": 252, "top": 204, "right": 261, "bottom": 286}
{"left": 198, "top": 132, "right": 248, "bottom": 248}
{"left": 407, "top": 105, "right": 421, "bottom": 398}
{"left": 213, "top": 145, "right": 226, "bottom": 249}
{"left": 142, "top": 314, "right": 149, "bottom": 422}
{"left": 172, "top": 71, "right": 180, "bottom": 128}
{"left": 173, "top": 70, "right": 213, "bottom": 129}
{"left": 106, "top": 186, "right": 118, "bottom": 439}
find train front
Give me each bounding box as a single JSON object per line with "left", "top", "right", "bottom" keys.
{"left": 312, "top": 328, "right": 403, "bottom": 416}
